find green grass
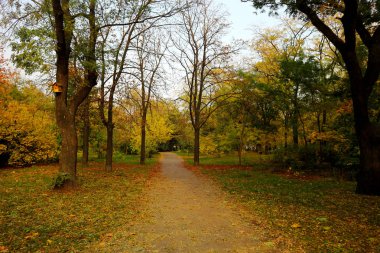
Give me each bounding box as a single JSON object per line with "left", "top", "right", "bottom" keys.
{"left": 77, "top": 151, "right": 157, "bottom": 165}
{"left": 198, "top": 166, "right": 380, "bottom": 252}
{"left": 177, "top": 151, "right": 272, "bottom": 167}
{"left": 0, "top": 158, "right": 157, "bottom": 252}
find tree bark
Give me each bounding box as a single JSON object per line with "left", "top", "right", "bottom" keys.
{"left": 140, "top": 113, "right": 147, "bottom": 165}
{"left": 291, "top": 112, "right": 299, "bottom": 146}
{"left": 105, "top": 122, "right": 113, "bottom": 172}
{"left": 341, "top": 45, "right": 380, "bottom": 195}
{"left": 82, "top": 96, "right": 90, "bottom": 166}
{"left": 356, "top": 124, "right": 380, "bottom": 195}
{"left": 348, "top": 66, "right": 380, "bottom": 195}
{"left": 284, "top": 113, "right": 289, "bottom": 149}
{"left": 194, "top": 127, "right": 200, "bottom": 166}
{"left": 103, "top": 85, "right": 116, "bottom": 172}
{"left": 238, "top": 145, "right": 242, "bottom": 166}
{"left": 59, "top": 113, "right": 78, "bottom": 184}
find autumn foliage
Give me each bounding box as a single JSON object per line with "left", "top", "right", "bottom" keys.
{"left": 0, "top": 53, "right": 58, "bottom": 167}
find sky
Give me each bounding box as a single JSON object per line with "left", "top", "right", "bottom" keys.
{"left": 214, "top": 0, "right": 282, "bottom": 42}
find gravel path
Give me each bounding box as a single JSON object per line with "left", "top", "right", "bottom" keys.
{"left": 122, "top": 152, "right": 278, "bottom": 252}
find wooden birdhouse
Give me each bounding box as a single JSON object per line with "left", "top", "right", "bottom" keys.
{"left": 53, "top": 82, "right": 63, "bottom": 93}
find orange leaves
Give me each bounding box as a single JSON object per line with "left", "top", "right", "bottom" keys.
{"left": 336, "top": 100, "right": 353, "bottom": 115}
{"left": 0, "top": 246, "right": 8, "bottom": 253}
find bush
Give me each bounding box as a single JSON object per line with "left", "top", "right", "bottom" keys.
{"left": 273, "top": 144, "right": 359, "bottom": 178}
{"left": 0, "top": 84, "right": 58, "bottom": 167}
{"left": 273, "top": 145, "right": 322, "bottom": 170}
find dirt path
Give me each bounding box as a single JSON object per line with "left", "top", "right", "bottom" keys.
{"left": 108, "top": 153, "right": 279, "bottom": 252}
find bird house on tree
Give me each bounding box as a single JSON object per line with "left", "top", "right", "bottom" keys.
{"left": 52, "top": 82, "right": 63, "bottom": 93}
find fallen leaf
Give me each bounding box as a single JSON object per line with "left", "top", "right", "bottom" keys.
{"left": 0, "top": 246, "right": 9, "bottom": 252}
{"left": 291, "top": 223, "right": 301, "bottom": 228}
{"left": 316, "top": 217, "right": 328, "bottom": 222}
{"left": 264, "top": 241, "right": 275, "bottom": 247}
{"left": 25, "top": 232, "right": 39, "bottom": 240}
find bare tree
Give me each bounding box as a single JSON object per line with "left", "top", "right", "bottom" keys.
{"left": 171, "top": 0, "right": 233, "bottom": 165}
{"left": 98, "top": 0, "right": 182, "bottom": 171}
{"left": 130, "top": 28, "right": 167, "bottom": 165}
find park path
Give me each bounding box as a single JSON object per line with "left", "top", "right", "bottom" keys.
{"left": 112, "top": 153, "right": 280, "bottom": 252}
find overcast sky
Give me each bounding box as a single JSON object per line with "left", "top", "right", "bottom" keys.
{"left": 215, "top": 0, "right": 282, "bottom": 42}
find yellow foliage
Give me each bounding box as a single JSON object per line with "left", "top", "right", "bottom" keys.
{"left": 0, "top": 84, "right": 58, "bottom": 166}
{"left": 200, "top": 135, "right": 218, "bottom": 155}
{"left": 129, "top": 103, "right": 174, "bottom": 153}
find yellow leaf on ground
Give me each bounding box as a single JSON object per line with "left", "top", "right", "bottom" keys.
{"left": 291, "top": 223, "right": 301, "bottom": 228}
{"left": 25, "top": 232, "right": 39, "bottom": 240}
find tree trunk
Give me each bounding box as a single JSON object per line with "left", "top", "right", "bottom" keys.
{"left": 356, "top": 124, "right": 380, "bottom": 195}
{"left": 238, "top": 145, "right": 242, "bottom": 166}
{"left": 298, "top": 112, "right": 308, "bottom": 147}
{"left": 52, "top": 0, "right": 76, "bottom": 186}
{"left": 194, "top": 128, "right": 200, "bottom": 166}
{"left": 291, "top": 112, "right": 299, "bottom": 146}
{"left": 284, "top": 114, "right": 288, "bottom": 149}
{"left": 58, "top": 111, "right": 78, "bottom": 185}
{"left": 140, "top": 113, "right": 147, "bottom": 165}
{"left": 82, "top": 97, "right": 90, "bottom": 166}
{"left": 350, "top": 75, "right": 380, "bottom": 195}
{"left": 105, "top": 122, "right": 113, "bottom": 172}
{"left": 342, "top": 51, "right": 380, "bottom": 195}
{"left": 105, "top": 89, "right": 115, "bottom": 172}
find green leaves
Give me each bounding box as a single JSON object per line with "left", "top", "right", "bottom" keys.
{"left": 11, "top": 27, "right": 54, "bottom": 74}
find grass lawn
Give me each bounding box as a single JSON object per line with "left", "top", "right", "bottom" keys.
{"left": 0, "top": 155, "right": 157, "bottom": 253}
{"left": 181, "top": 152, "right": 380, "bottom": 252}
{"left": 178, "top": 151, "right": 272, "bottom": 167}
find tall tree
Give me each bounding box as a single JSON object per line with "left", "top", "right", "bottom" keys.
{"left": 51, "top": 0, "right": 99, "bottom": 185}
{"left": 130, "top": 29, "right": 167, "bottom": 165}
{"left": 172, "top": 0, "right": 233, "bottom": 165}
{"left": 2, "top": 0, "right": 100, "bottom": 186}
{"left": 243, "top": 0, "right": 380, "bottom": 195}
